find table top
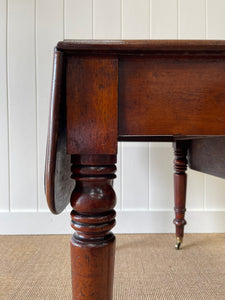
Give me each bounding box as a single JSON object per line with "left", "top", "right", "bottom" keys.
{"left": 57, "top": 39, "right": 225, "bottom": 53}
{"left": 45, "top": 40, "right": 225, "bottom": 214}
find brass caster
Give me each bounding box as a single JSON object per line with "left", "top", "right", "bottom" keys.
{"left": 175, "top": 237, "right": 183, "bottom": 250}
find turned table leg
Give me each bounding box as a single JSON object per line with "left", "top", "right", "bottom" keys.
{"left": 173, "top": 141, "right": 189, "bottom": 250}
{"left": 70, "top": 154, "right": 117, "bottom": 300}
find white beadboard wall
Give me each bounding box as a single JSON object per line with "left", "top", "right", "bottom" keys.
{"left": 1, "top": 0, "right": 225, "bottom": 234}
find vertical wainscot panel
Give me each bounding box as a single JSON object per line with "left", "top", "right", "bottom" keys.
{"left": 65, "top": 0, "right": 92, "bottom": 39}
{"left": 122, "top": 0, "right": 150, "bottom": 39}
{"left": 114, "top": 143, "right": 122, "bottom": 210}
{"left": 207, "top": 0, "right": 225, "bottom": 39}
{"left": 94, "top": 0, "right": 121, "bottom": 38}
{"left": 36, "top": 0, "right": 64, "bottom": 211}
{"left": 151, "top": 0, "right": 177, "bottom": 38}
{"left": 122, "top": 143, "right": 149, "bottom": 210}
{"left": 0, "top": 0, "right": 9, "bottom": 211}
{"left": 150, "top": 143, "right": 173, "bottom": 210}
{"left": 7, "top": 0, "right": 37, "bottom": 211}
{"left": 186, "top": 170, "right": 205, "bottom": 210}
{"left": 179, "top": 0, "right": 206, "bottom": 39}
{"left": 205, "top": 0, "right": 225, "bottom": 209}
{"left": 205, "top": 175, "right": 225, "bottom": 210}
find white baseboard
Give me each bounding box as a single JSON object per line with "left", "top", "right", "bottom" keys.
{"left": 0, "top": 210, "right": 225, "bottom": 234}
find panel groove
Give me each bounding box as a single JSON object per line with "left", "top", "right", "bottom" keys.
{"left": 149, "top": 0, "right": 152, "bottom": 39}
{"left": 1, "top": 0, "right": 10, "bottom": 211}
{"left": 34, "top": 0, "right": 39, "bottom": 211}
{"left": 203, "top": 174, "right": 206, "bottom": 210}
{"left": 6, "top": 0, "right": 10, "bottom": 211}
{"left": 92, "top": 0, "right": 95, "bottom": 38}
{"left": 177, "top": 0, "right": 180, "bottom": 38}
{"left": 205, "top": 0, "right": 208, "bottom": 38}
{"left": 120, "top": 0, "right": 123, "bottom": 38}
{"left": 149, "top": 0, "right": 151, "bottom": 39}
{"left": 63, "top": 0, "right": 65, "bottom": 39}
{"left": 148, "top": 142, "right": 151, "bottom": 210}
{"left": 6, "top": 0, "right": 11, "bottom": 211}
{"left": 121, "top": 142, "right": 124, "bottom": 210}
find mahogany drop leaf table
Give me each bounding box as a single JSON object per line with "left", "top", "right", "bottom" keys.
{"left": 45, "top": 40, "right": 225, "bottom": 299}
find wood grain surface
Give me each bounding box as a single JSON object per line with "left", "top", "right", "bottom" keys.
{"left": 66, "top": 55, "right": 118, "bottom": 155}
{"left": 119, "top": 55, "right": 225, "bottom": 136}
{"left": 189, "top": 137, "right": 225, "bottom": 179}
{"left": 45, "top": 48, "right": 73, "bottom": 214}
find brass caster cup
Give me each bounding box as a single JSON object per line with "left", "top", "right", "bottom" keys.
{"left": 175, "top": 237, "right": 183, "bottom": 250}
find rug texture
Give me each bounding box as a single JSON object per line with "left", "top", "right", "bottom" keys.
{"left": 0, "top": 234, "right": 225, "bottom": 299}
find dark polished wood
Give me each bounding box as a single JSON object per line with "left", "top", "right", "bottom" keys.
{"left": 57, "top": 39, "right": 225, "bottom": 53}
{"left": 66, "top": 55, "right": 118, "bottom": 155}
{"left": 45, "top": 40, "right": 225, "bottom": 299}
{"left": 70, "top": 154, "right": 116, "bottom": 300}
{"left": 173, "top": 141, "right": 189, "bottom": 250}
{"left": 119, "top": 55, "right": 225, "bottom": 136}
{"left": 44, "top": 48, "right": 74, "bottom": 214}
{"left": 189, "top": 137, "right": 225, "bottom": 179}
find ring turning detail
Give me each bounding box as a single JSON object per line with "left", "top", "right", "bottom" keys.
{"left": 70, "top": 155, "right": 117, "bottom": 300}
{"left": 173, "top": 140, "right": 188, "bottom": 250}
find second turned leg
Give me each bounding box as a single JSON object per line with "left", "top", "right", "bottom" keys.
{"left": 70, "top": 154, "right": 117, "bottom": 300}
{"left": 173, "top": 141, "right": 189, "bottom": 250}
